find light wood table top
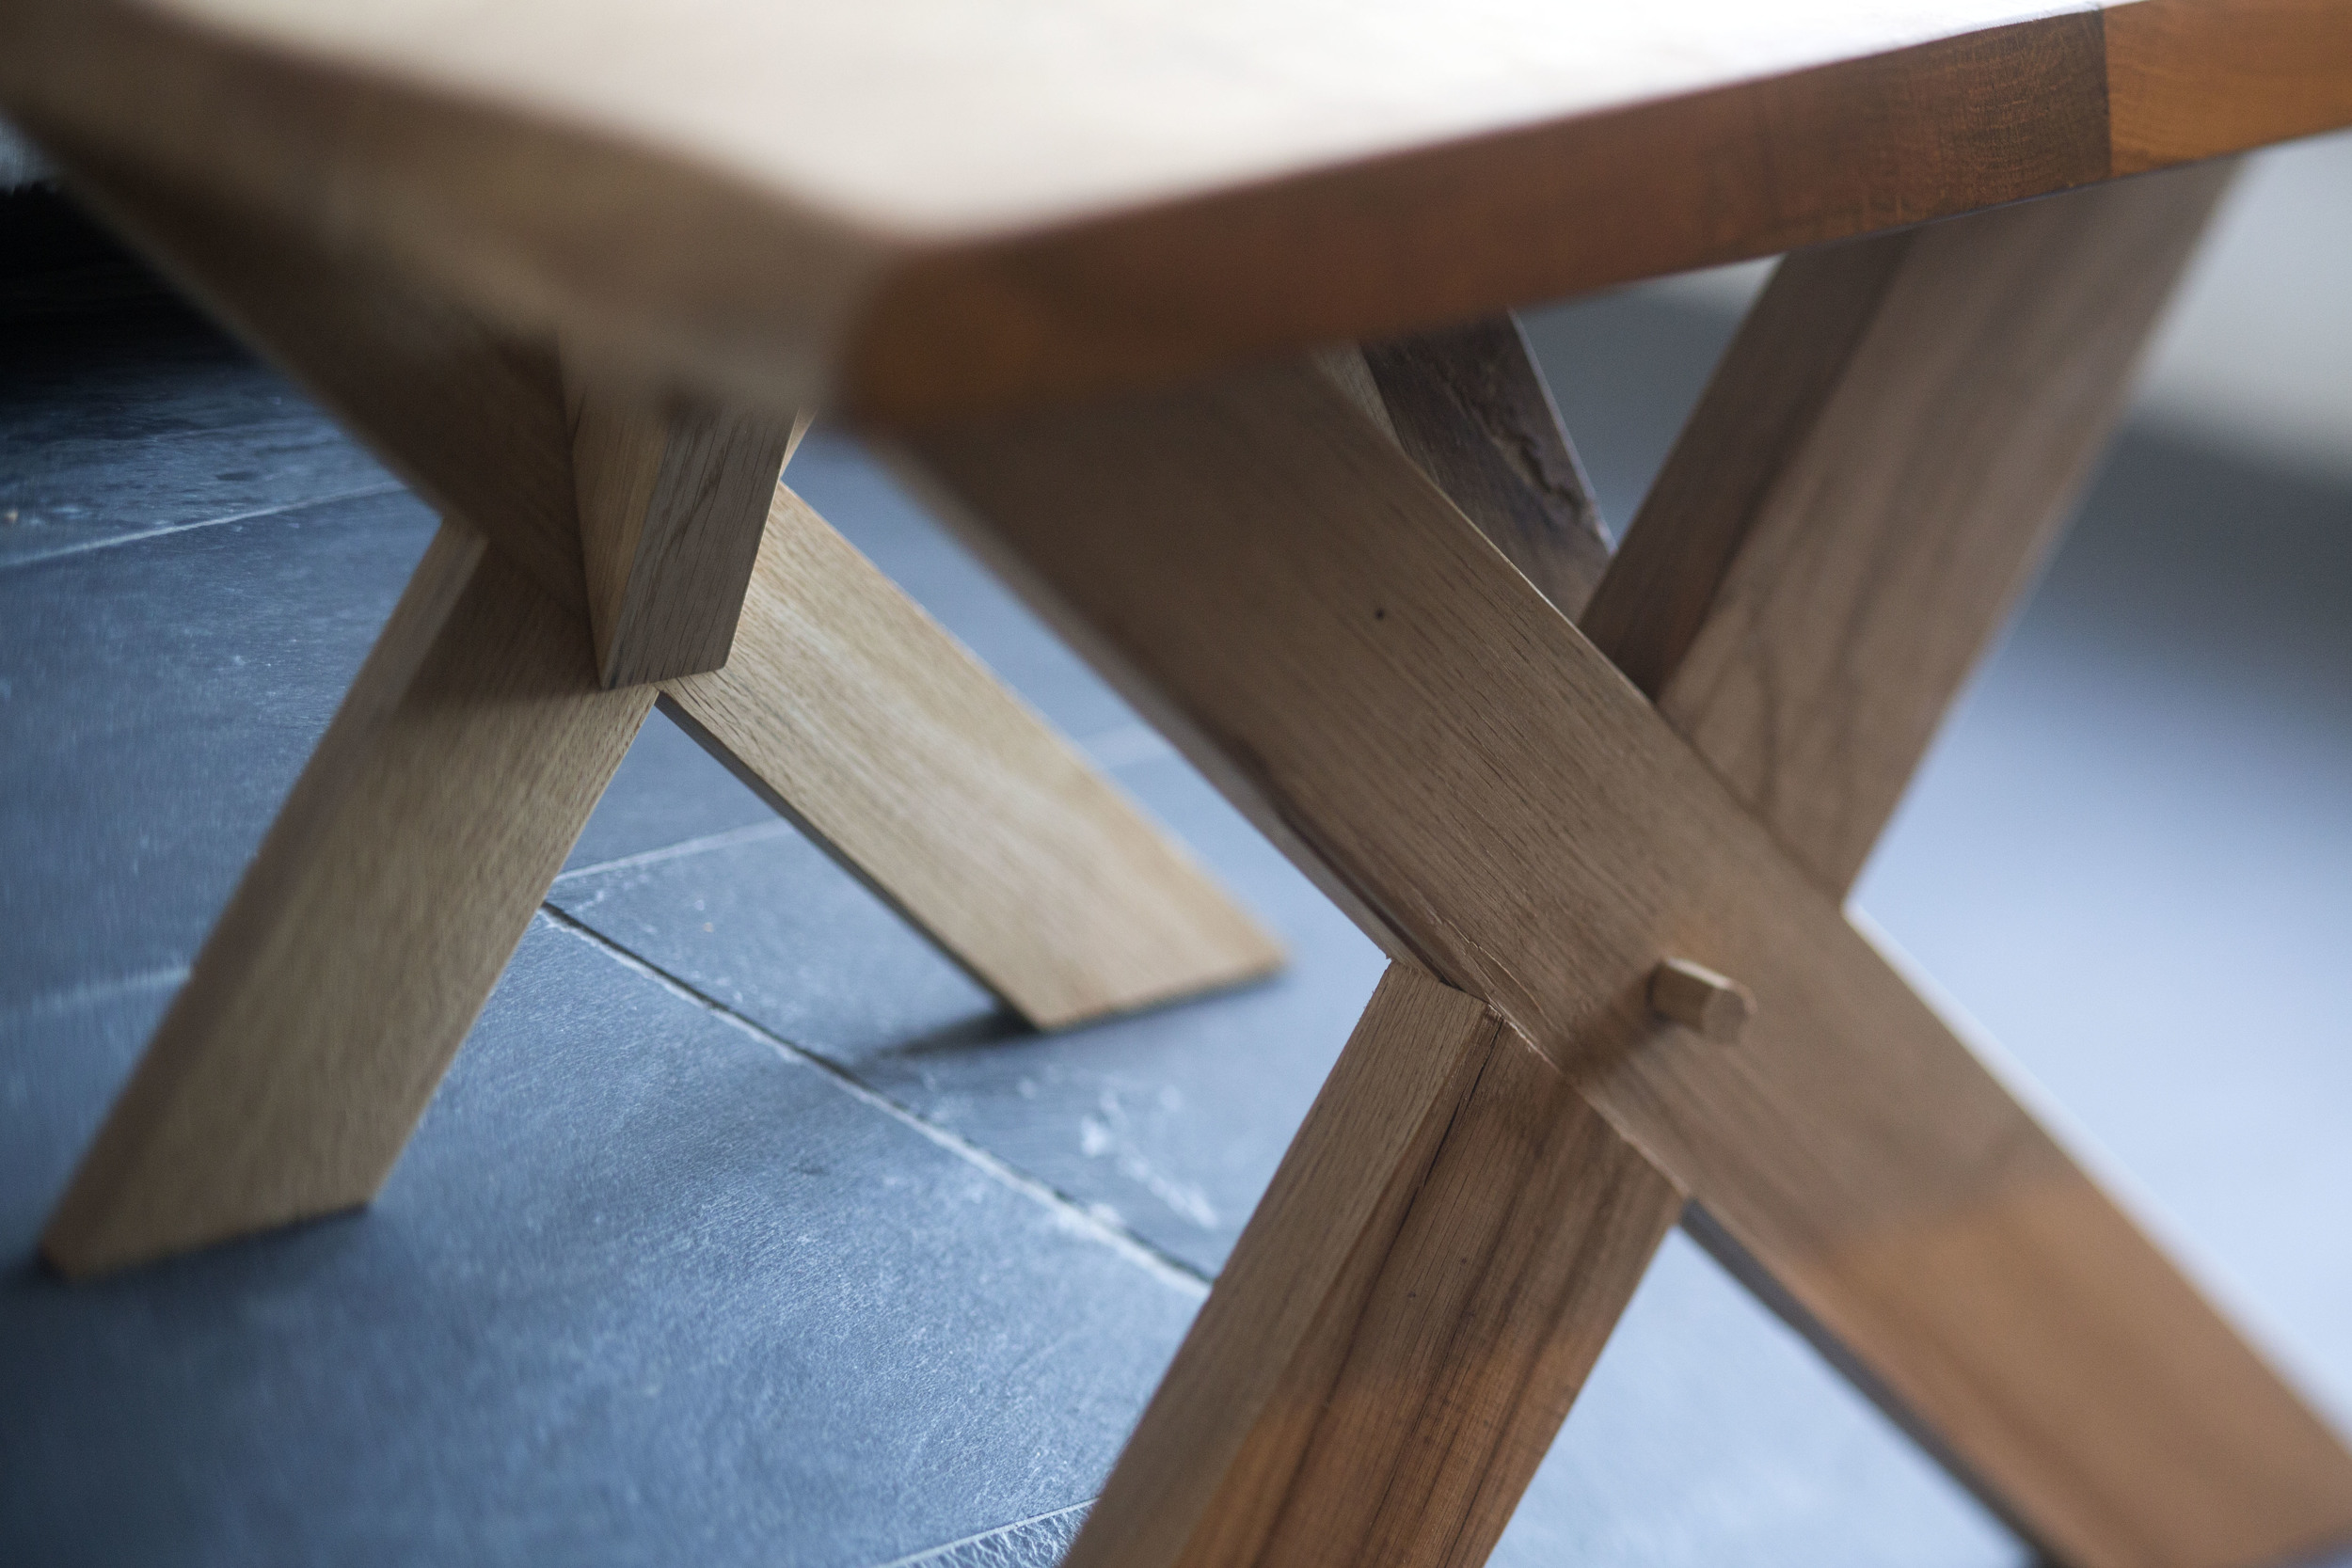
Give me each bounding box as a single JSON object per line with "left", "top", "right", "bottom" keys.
{"left": 4, "top": 1, "right": 2347, "bottom": 415}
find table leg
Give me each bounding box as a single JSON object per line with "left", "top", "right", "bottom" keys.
{"left": 1289, "top": 169, "right": 2268, "bottom": 1555}
{"left": 1583, "top": 159, "right": 2242, "bottom": 895}
{"left": 1569, "top": 166, "right": 2254, "bottom": 1520}
{"left": 63, "top": 155, "right": 1277, "bottom": 1025}
{"left": 42, "top": 525, "right": 653, "bottom": 1278}
{"left": 1066, "top": 960, "right": 1677, "bottom": 1568}
{"left": 898, "top": 197, "right": 2352, "bottom": 1561}
{"left": 37, "top": 153, "right": 1278, "bottom": 1275}
{"left": 663, "top": 484, "right": 1280, "bottom": 1029}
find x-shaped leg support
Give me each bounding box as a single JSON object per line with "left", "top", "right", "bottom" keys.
{"left": 898, "top": 161, "right": 2352, "bottom": 1568}
{"left": 40, "top": 156, "right": 1279, "bottom": 1277}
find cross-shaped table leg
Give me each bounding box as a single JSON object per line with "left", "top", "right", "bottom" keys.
{"left": 898, "top": 160, "right": 2352, "bottom": 1568}
{"left": 39, "top": 157, "right": 1279, "bottom": 1278}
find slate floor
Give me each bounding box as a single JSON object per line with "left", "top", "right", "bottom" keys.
{"left": 4, "top": 187, "right": 2349, "bottom": 1566}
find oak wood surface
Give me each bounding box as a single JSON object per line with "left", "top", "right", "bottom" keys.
{"left": 563, "top": 366, "right": 803, "bottom": 689}
{"left": 15, "top": 8, "right": 2345, "bottom": 1546}
{"left": 2107, "top": 0, "right": 2352, "bottom": 173}
{"left": 1359, "top": 317, "right": 1612, "bottom": 619}
{"left": 5, "top": 2, "right": 2347, "bottom": 421}
{"left": 37, "top": 150, "right": 1283, "bottom": 1274}
{"left": 42, "top": 526, "right": 656, "bottom": 1279}
{"left": 63, "top": 149, "right": 1278, "bottom": 1022}
{"left": 662, "top": 486, "right": 1282, "bottom": 1030}
{"left": 1581, "top": 164, "right": 2235, "bottom": 894}
{"left": 899, "top": 358, "right": 2352, "bottom": 1568}
{"left": 1065, "top": 961, "right": 1678, "bottom": 1568}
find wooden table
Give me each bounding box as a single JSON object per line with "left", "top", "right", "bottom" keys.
{"left": 7, "top": 3, "right": 2352, "bottom": 1565}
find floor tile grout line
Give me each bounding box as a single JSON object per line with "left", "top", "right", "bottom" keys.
{"left": 0, "top": 480, "right": 404, "bottom": 571}
{"left": 866, "top": 1500, "right": 1094, "bottom": 1568}
{"left": 534, "top": 903, "right": 1213, "bottom": 1297}
{"left": 549, "top": 819, "right": 799, "bottom": 885}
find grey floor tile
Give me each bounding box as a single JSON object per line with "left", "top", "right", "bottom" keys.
{"left": 0, "top": 489, "right": 435, "bottom": 1014}
{"left": 0, "top": 966, "right": 180, "bottom": 1248}
{"left": 547, "top": 825, "right": 1004, "bottom": 1064}
{"left": 1497, "top": 1233, "right": 2020, "bottom": 1568}
{"left": 552, "top": 696, "right": 1382, "bottom": 1278}
{"left": 561, "top": 707, "right": 781, "bottom": 875}
{"left": 0, "top": 413, "right": 396, "bottom": 568}
{"left": 1, "top": 277, "right": 402, "bottom": 566}
{"left": 1858, "top": 429, "right": 2352, "bottom": 1429}
{"left": 1, "top": 313, "right": 289, "bottom": 445}
{"left": 857, "top": 753, "right": 1385, "bottom": 1275}
{"left": 0, "top": 919, "right": 1199, "bottom": 1568}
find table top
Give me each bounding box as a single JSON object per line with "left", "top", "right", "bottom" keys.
{"left": 4, "top": 0, "right": 2348, "bottom": 421}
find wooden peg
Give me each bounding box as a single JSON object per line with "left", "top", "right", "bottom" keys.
{"left": 1648, "top": 958, "right": 1753, "bottom": 1044}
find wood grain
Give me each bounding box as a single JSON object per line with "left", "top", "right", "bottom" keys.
{"left": 850, "top": 13, "right": 2109, "bottom": 421}
{"left": 899, "top": 358, "right": 2352, "bottom": 1568}
{"left": 42, "top": 526, "right": 655, "bottom": 1279}
{"left": 1581, "top": 166, "right": 2236, "bottom": 894}
{"left": 1065, "top": 961, "right": 1678, "bottom": 1568}
{"left": 1359, "top": 317, "right": 1611, "bottom": 618}
{"left": 2107, "top": 0, "right": 2352, "bottom": 173}
{"left": 661, "top": 487, "right": 1282, "bottom": 1029}
{"left": 65, "top": 148, "right": 1277, "bottom": 1022}
{"left": 564, "top": 364, "right": 802, "bottom": 689}
{"left": 37, "top": 150, "right": 1281, "bottom": 1275}
{"left": 8, "top": 2, "right": 2348, "bottom": 422}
